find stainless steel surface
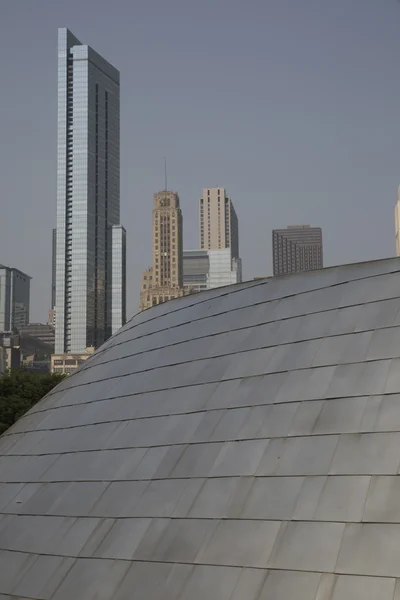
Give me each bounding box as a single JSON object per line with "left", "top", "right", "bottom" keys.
{"left": 3, "top": 258, "right": 400, "bottom": 597}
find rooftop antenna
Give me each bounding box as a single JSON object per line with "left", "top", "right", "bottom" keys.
{"left": 164, "top": 157, "right": 168, "bottom": 192}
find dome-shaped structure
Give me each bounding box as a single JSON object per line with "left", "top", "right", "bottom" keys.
{"left": 2, "top": 258, "right": 400, "bottom": 598}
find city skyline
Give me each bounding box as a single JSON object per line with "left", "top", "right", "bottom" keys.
{"left": 1, "top": 1, "right": 400, "bottom": 322}
{"left": 55, "top": 28, "right": 125, "bottom": 353}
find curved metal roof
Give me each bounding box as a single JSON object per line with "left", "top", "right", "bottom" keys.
{"left": 2, "top": 258, "right": 400, "bottom": 598}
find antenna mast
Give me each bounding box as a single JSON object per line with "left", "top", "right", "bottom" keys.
{"left": 164, "top": 157, "right": 168, "bottom": 192}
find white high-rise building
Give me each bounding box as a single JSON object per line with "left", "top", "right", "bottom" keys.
{"left": 55, "top": 28, "right": 126, "bottom": 353}
{"left": 183, "top": 248, "right": 242, "bottom": 293}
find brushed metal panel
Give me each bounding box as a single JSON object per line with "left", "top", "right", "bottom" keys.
{"left": 331, "top": 574, "right": 395, "bottom": 600}
{"left": 178, "top": 565, "right": 241, "bottom": 600}
{"left": 314, "top": 476, "right": 370, "bottom": 522}
{"left": 242, "top": 477, "right": 304, "bottom": 520}
{"left": 337, "top": 523, "right": 400, "bottom": 576}
{"left": 51, "top": 558, "right": 130, "bottom": 600}
{"left": 259, "top": 570, "right": 321, "bottom": 600}
{"left": 268, "top": 521, "right": 345, "bottom": 572}
{"left": 196, "top": 519, "right": 281, "bottom": 567}
{"left": 364, "top": 476, "right": 400, "bottom": 522}
{"left": 330, "top": 432, "right": 400, "bottom": 475}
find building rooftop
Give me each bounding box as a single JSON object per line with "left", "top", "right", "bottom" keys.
{"left": 0, "top": 264, "right": 31, "bottom": 278}
{"left": 1, "top": 257, "right": 400, "bottom": 597}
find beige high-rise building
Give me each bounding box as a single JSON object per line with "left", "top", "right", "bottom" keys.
{"left": 395, "top": 187, "right": 400, "bottom": 256}
{"left": 139, "top": 191, "right": 185, "bottom": 312}
{"left": 199, "top": 188, "right": 239, "bottom": 259}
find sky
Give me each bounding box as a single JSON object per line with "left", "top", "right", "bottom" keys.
{"left": 1, "top": 0, "right": 400, "bottom": 323}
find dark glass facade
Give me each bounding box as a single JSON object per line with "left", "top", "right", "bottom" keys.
{"left": 0, "top": 265, "right": 30, "bottom": 332}
{"left": 272, "top": 225, "right": 323, "bottom": 276}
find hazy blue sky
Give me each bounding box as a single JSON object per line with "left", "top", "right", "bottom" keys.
{"left": 1, "top": 0, "right": 400, "bottom": 322}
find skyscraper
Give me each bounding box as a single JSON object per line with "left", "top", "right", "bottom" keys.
{"left": 55, "top": 28, "right": 125, "bottom": 353}
{"left": 395, "top": 187, "right": 400, "bottom": 256}
{"left": 199, "top": 187, "right": 239, "bottom": 259}
{"left": 0, "top": 265, "right": 31, "bottom": 332}
{"left": 139, "top": 191, "right": 184, "bottom": 311}
{"left": 183, "top": 249, "right": 242, "bottom": 293}
{"left": 272, "top": 225, "right": 323, "bottom": 276}
{"left": 51, "top": 228, "right": 56, "bottom": 310}
{"left": 111, "top": 225, "right": 126, "bottom": 333}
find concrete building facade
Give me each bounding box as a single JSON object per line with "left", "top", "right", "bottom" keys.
{"left": 139, "top": 191, "right": 184, "bottom": 311}
{"left": 51, "top": 346, "right": 94, "bottom": 375}
{"left": 272, "top": 224, "right": 323, "bottom": 276}
{"left": 199, "top": 187, "right": 239, "bottom": 259}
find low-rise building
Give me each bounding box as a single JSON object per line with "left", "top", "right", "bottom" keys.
{"left": 139, "top": 267, "right": 186, "bottom": 312}
{"left": 51, "top": 347, "right": 95, "bottom": 375}
{"left": 18, "top": 323, "right": 55, "bottom": 349}
{"left": 2, "top": 347, "right": 21, "bottom": 371}
{"left": 0, "top": 333, "right": 21, "bottom": 373}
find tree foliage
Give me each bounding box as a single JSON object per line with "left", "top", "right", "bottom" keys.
{"left": 0, "top": 370, "right": 65, "bottom": 435}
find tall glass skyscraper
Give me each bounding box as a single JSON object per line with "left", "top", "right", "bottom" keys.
{"left": 51, "top": 228, "right": 56, "bottom": 310}
{"left": 55, "top": 28, "right": 126, "bottom": 353}
{"left": 0, "top": 265, "right": 31, "bottom": 332}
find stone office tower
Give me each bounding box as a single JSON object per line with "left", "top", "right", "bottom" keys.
{"left": 140, "top": 191, "right": 184, "bottom": 311}
{"left": 199, "top": 187, "right": 239, "bottom": 259}
{"left": 55, "top": 28, "right": 126, "bottom": 353}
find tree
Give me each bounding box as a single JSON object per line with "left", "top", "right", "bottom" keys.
{"left": 0, "top": 370, "right": 65, "bottom": 435}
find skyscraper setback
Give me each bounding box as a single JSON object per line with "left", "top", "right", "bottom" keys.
{"left": 199, "top": 188, "right": 239, "bottom": 259}
{"left": 139, "top": 191, "right": 184, "bottom": 311}
{"left": 272, "top": 225, "right": 323, "bottom": 276}
{"left": 55, "top": 28, "right": 126, "bottom": 353}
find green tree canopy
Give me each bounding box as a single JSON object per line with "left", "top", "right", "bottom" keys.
{"left": 0, "top": 370, "right": 65, "bottom": 435}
